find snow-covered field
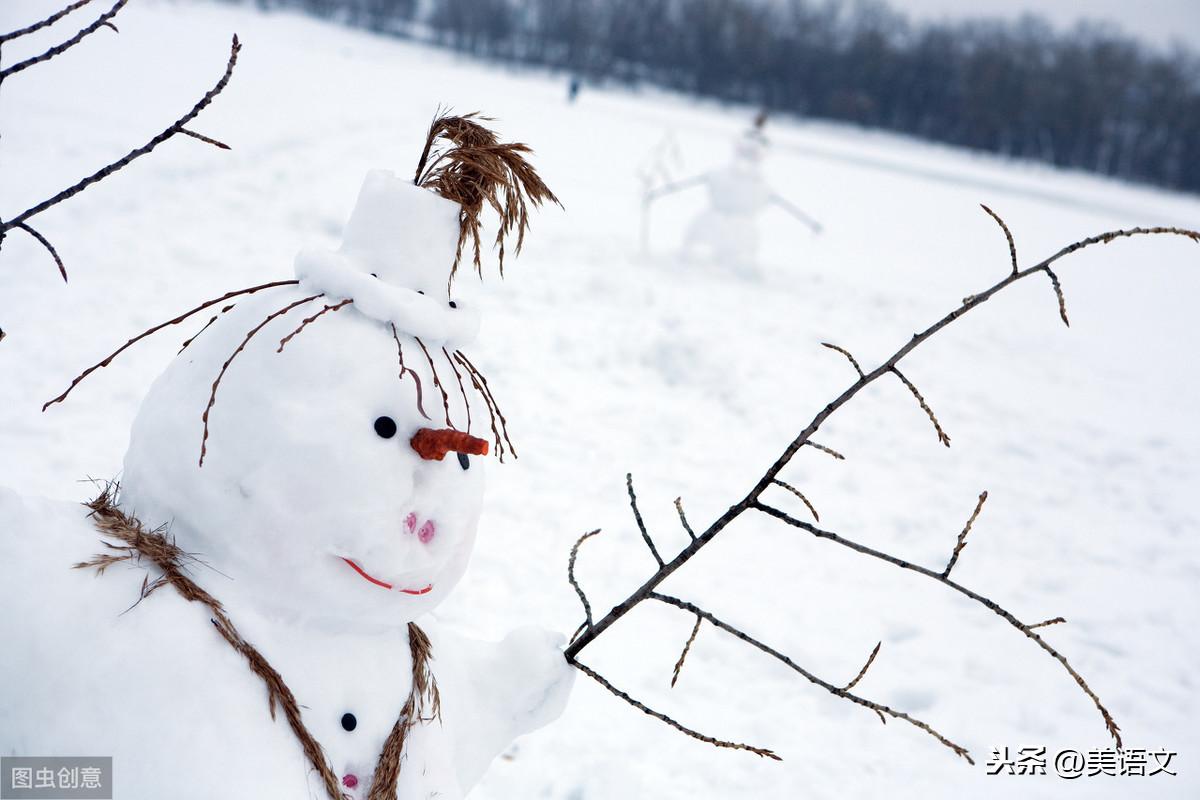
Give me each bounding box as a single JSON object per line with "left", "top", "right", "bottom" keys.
{"left": 2, "top": 1, "right": 1199, "bottom": 797}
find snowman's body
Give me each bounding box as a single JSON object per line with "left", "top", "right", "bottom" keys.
{"left": 0, "top": 489, "right": 567, "bottom": 798}
{"left": 0, "top": 170, "right": 574, "bottom": 797}
{"left": 681, "top": 138, "right": 773, "bottom": 273}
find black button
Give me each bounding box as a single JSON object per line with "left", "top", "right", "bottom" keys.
{"left": 341, "top": 712, "right": 357, "bottom": 732}
{"left": 374, "top": 416, "right": 397, "bottom": 439}
{"left": 457, "top": 452, "right": 470, "bottom": 470}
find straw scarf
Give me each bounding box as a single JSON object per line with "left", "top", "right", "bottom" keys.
{"left": 77, "top": 488, "right": 440, "bottom": 800}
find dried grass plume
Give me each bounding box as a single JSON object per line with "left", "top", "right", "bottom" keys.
{"left": 413, "top": 110, "right": 561, "bottom": 282}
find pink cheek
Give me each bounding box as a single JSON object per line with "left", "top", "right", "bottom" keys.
{"left": 404, "top": 512, "right": 417, "bottom": 533}
{"left": 417, "top": 520, "right": 436, "bottom": 544}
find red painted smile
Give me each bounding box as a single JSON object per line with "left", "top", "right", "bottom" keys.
{"left": 340, "top": 558, "right": 433, "bottom": 595}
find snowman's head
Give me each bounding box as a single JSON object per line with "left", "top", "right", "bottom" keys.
{"left": 119, "top": 174, "right": 513, "bottom": 628}
{"left": 111, "top": 113, "right": 558, "bottom": 629}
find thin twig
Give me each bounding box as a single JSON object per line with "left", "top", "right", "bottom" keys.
{"left": 670, "top": 614, "right": 703, "bottom": 688}
{"left": 178, "top": 128, "right": 231, "bottom": 150}
{"left": 415, "top": 337, "right": 454, "bottom": 428}
{"left": 821, "top": 342, "right": 864, "bottom": 377}
{"left": 44, "top": 279, "right": 299, "bottom": 411}
{"left": 942, "top": 491, "right": 988, "bottom": 578}
{"left": 275, "top": 298, "right": 351, "bottom": 352}
{"left": 200, "top": 295, "right": 322, "bottom": 466}
{"left": 1045, "top": 268, "right": 1070, "bottom": 326}
{"left": 1029, "top": 617, "right": 1067, "bottom": 630}
{"left": 391, "top": 325, "right": 431, "bottom": 421}
{"left": 0, "top": 0, "right": 127, "bottom": 81}
{"left": 805, "top": 440, "right": 845, "bottom": 460}
{"left": 980, "top": 204, "right": 1018, "bottom": 275}
{"left": 755, "top": 502, "right": 1122, "bottom": 747}
{"left": 674, "top": 497, "right": 696, "bottom": 540}
{"left": 649, "top": 593, "right": 972, "bottom": 763}
{"left": 454, "top": 351, "right": 504, "bottom": 460}
{"left": 0, "top": 0, "right": 95, "bottom": 44}
{"left": 842, "top": 642, "right": 881, "bottom": 692}
{"left": 627, "top": 473, "right": 664, "bottom": 568}
{"left": 772, "top": 479, "right": 819, "bottom": 522}
{"left": 569, "top": 657, "right": 780, "bottom": 760}
{"left": 455, "top": 350, "right": 517, "bottom": 459}
{"left": 3, "top": 33, "right": 241, "bottom": 233}
{"left": 568, "top": 529, "right": 602, "bottom": 630}
{"left": 891, "top": 368, "right": 951, "bottom": 447}
{"left": 443, "top": 347, "right": 472, "bottom": 434}
{"left": 12, "top": 222, "right": 67, "bottom": 282}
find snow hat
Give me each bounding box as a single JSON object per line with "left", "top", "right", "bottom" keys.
{"left": 294, "top": 171, "right": 482, "bottom": 348}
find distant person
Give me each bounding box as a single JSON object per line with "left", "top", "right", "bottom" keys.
{"left": 567, "top": 75, "right": 582, "bottom": 103}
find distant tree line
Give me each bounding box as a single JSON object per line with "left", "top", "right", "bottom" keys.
{"left": 236, "top": 0, "right": 1200, "bottom": 193}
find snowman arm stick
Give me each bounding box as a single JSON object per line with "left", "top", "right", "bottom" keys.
{"left": 768, "top": 193, "right": 822, "bottom": 234}
{"left": 565, "top": 213, "right": 1200, "bottom": 759}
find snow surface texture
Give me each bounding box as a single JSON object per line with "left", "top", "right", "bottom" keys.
{"left": 2, "top": 1, "right": 1199, "bottom": 798}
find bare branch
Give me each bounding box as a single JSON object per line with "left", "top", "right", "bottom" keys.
{"left": 1029, "top": 617, "right": 1067, "bottom": 630}
{"left": 754, "top": 501, "right": 1122, "bottom": 747}
{"left": 842, "top": 641, "right": 881, "bottom": 692}
{"left": 771, "top": 479, "right": 819, "bottom": 522}
{"left": 3, "top": 34, "right": 241, "bottom": 233}
{"left": 942, "top": 491, "right": 988, "bottom": 578}
{"left": 0, "top": 1, "right": 95, "bottom": 44}
{"left": 12, "top": 223, "right": 67, "bottom": 283}
{"left": 891, "top": 368, "right": 951, "bottom": 447}
{"left": 568, "top": 529, "right": 602, "bottom": 630}
{"left": 627, "top": 473, "right": 664, "bottom": 568}
{"left": 670, "top": 614, "right": 702, "bottom": 688}
{"left": 674, "top": 497, "right": 696, "bottom": 540}
{"left": 649, "top": 593, "right": 972, "bottom": 763}
{"left": 0, "top": 0, "right": 127, "bottom": 81}
{"left": 565, "top": 223, "right": 1198, "bottom": 757}
{"left": 569, "top": 657, "right": 780, "bottom": 760}
{"left": 821, "top": 341, "right": 864, "bottom": 378}
{"left": 980, "top": 204, "right": 1018, "bottom": 275}
{"left": 44, "top": 280, "right": 299, "bottom": 411}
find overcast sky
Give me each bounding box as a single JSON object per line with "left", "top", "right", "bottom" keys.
{"left": 890, "top": 0, "right": 1199, "bottom": 51}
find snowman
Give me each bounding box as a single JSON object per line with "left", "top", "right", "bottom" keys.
{"left": 0, "top": 115, "right": 573, "bottom": 799}
{"left": 643, "top": 114, "right": 822, "bottom": 274}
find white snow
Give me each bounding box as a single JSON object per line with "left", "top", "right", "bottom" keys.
{"left": 2, "top": 1, "right": 1199, "bottom": 798}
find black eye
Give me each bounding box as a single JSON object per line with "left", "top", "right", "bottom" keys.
{"left": 448, "top": 300, "right": 458, "bottom": 309}
{"left": 374, "top": 416, "right": 397, "bottom": 439}
{"left": 341, "top": 712, "right": 357, "bottom": 732}
{"left": 457, "top": 452, "right": 470, "bottom": 470}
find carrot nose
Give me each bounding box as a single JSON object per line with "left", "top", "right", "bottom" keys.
{"left": 411, "top": 428, "right": 490, "bottom": 461}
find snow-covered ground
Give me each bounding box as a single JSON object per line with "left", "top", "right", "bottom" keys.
{"left": 2, "top": 1, "right": 1198, "bottom": 797}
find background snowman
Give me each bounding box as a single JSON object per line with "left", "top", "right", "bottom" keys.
{"left": 643, "top": 113, "right": 822, "bottom": 274}
{"left": 0, "top": 112, "right": 574, "bottom": 799}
